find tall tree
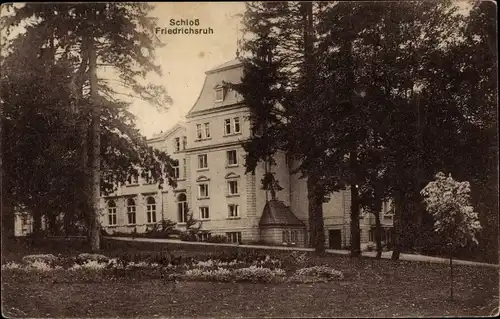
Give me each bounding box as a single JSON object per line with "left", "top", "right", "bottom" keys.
{"left": 235, "top": 2, "right": 338, "bottom": 253}
{"left": 1, "top": 3, "right": 176, "bottom": 250}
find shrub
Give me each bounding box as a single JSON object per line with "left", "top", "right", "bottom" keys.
{"left": 27, "top": 260, "right": 56, "bottom": 272}
{"left": 206, "top": 234, "right": 227, "bottom": 243}
{"left": 70, "top": 260, "right": 107, "bottom": 271}
{"left": 294, "top": 266, "right": 344, "bottom": 280}
{"left": 144, "top": 219, "right": 178, "bottom": 238}
{"left": 179, "top": 231, "right": 198, "bottom": 242}
{"left": 364, "top": 241, "right": 376, "bottom": 252}
{"left": 77, "top": 253, "right": 109, "bottom": 263}
{"left": 22, "top": 254, "right": 59, "bottom": 264}
{"left": 192, "top": 259, "right": 246, "bottom": 270}
{"left": 2, "top": 262, "right": 23, "bottom": 270}
{"left": 252, "top": 255, "right": 282, "bottom": 269}
{"left": 281, "top": 251, "right": 312, "bottom": 271}
{"left": 184, "top": 267, "right": 233, "bottom": 282}
{"left": 234, "top": 266, "right": 286, "bottom": 283}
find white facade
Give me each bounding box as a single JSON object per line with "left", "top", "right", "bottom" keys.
{"left": 98, "top": 57, "right": 393, "bottom": 248}
{"left": 14, "top": 58, "right": 392, "bottom": 247}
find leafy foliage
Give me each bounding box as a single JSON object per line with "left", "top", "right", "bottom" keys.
{"left": 1, "top": 3, "right": 176, "bottom": 241}
{"left": 421, "top": 172, "right": 481, "bottom": 249}
{"left": 236, "top": 1, "right": 497, "bottom": 261}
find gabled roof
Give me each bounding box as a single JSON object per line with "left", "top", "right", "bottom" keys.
{"left": 259, "top": 200, "right": 306, "bottom": 227}
{"left": 206, "top": 58, "right": 243, "bottom": 74}
{"left": 186, "top": 58, "right": 244, "bottom": 117}
{"left": 147, "top": 122, "right": 186, "bottom": 143}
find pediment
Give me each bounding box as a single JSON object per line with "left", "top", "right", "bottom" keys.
{"left": 196, "top": 176, "right": 210, "bottom": 182}
{"left": 225, "top": 172, "right": 240, "bottom": 179}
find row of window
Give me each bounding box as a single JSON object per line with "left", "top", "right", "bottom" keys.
{"left": 107, "top": 197, "right": 158, "bottom": 226}
{"left": 197, "top": 150, "right": 238, "bottom": 170}
{"left": 106, "top": 194, "right": 240, "bottom": 226}
{"left": 184, "top": 231, "right": 242, "bottom": 244}
{"left": 197, "top": 179, "right": 239, "bottom": 199}
{"left": 195, "top": 204, "right": 240, "bottom": 221}
{"left": 195, "top": 117, "right": 241, "bottom": 140}
{"left": 125, "top": 150, "right": 240, "bottom": 185}
{"left": 368, "top": 228, "right": 392, "bottom": 243}
{"left": 282, "top": 230, "right": 300, "bottom": 243}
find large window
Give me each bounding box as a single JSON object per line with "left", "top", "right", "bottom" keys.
{"left": 173, "top": 163, "right": 180, "bottom": 179}
{"left": 182, "top": 136, "right": 187, "bottom": 150}
{"left": 233, "top": 117, "right": 240, "bottom": 133}
{"left": 196, "top": 124, "right": 202, "bottom": 139}
{"left": 282, "top": 229, "right": 299, "bottom": 243}
{"left": 198, "top": 232, "right": 210, "bottom": 242}
{"left": 369, "top": 228, "right": 375, "bottom": 242}
{"left": 226, "top": 232, "right": 242, "bottom": 244}
{"left": 146, "top": 197, "right": 157, "bottom": 224}
{"left": 177, "top": 193, "right": 188, "bottom": 223}
{"left": 182, "top": 158, "right": 187, "bottom": 179}
{"left": 143, "top": 171, "right": 153, "bottom": 184}
{"left": 215, "top": 87, "right": 224, "bottom": 101}
{"left": 204, "top": 123, "right": 210, "bottom": 138}
{"left": 198, "top": 154, "right": 208, "bottom": 169}
{"left": 126, "top": 173, "right": 139, "bottom": 185}
{"left": 199, "top": 206, "right": 210, "bottom": 220}
{"left": 198, "top": 183, "right": 209, "bottom": 199}
{"left": 174, "top": 137, "right": 180, "bottom": 152}
{"left": 228, "top": 180, "right": 239, "bottom": 195}
{"left": 224, "top": 117, "right": 241, "bottom": 135}
{"left": 227, "top": 150, "right": 238, "bottom": 166}
{"left": 228, "top": 204, "right": 239, "bottom": 217}
{"left": 282, "top": 230, "right": 290, "bottom": 243}
{"left": 196, "top": 124, "right": 210, "bottom": 140}
{"left": 107, "top": 200, "right": 117, "bottom": 226}
{"left": 126, "top": 198, "right": 136, "bottom": 225}
{"left": 224, "top": 119, "right": 232, "bottom": 135}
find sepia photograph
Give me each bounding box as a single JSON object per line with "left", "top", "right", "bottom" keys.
{"left": 0, "top": 1, "right": 498, "bottom": 318}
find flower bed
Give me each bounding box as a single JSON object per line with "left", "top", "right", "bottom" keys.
{"left": 2, "top": 252, "right": 344, "bottom": 284}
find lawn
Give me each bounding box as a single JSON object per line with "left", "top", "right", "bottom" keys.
{"left": 2, "top": 237, "right": 498, "bottom": 318}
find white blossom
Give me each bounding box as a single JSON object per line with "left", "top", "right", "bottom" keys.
{"left": 421, "top": 172, "right": 482, "bottom": 248}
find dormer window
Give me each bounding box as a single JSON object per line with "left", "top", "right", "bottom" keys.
{"left": 214, "top": 85, "right": 225, "bottom": 102}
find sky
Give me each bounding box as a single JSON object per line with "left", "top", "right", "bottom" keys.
{"left": 2, "top": 2, "right": 472, "bottom": 138}
{"left": 129, "top": 2, "right": 246, "bottom": 138}
{"left": 128, "top": 1, "right": 471, "bottom": 138}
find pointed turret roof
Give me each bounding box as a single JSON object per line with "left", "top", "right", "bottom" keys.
{"left": 259, "top": 200, "right": 306, "bottom": 227}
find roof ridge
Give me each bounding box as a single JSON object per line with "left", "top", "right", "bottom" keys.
{"left": 205, "top": 58, "right": 243, "bottom": 75}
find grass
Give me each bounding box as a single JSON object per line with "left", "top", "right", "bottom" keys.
{"left": 2, "top": 237, "right": 499, "bottom": 318}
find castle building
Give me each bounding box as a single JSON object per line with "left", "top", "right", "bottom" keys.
{"left": 98, "top": 57, "right": 394, "bottom": 248}
{"left": 14, "top": 57, "right": 392, "bottom": 248}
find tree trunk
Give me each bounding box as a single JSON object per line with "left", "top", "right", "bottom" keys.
{"left": 302, "top": 1, "right": 324, "bottom": 254}
{"left": 1, "top": 188, "right": 15, "bottom": 241}
{"left": 350, "top": 153, "right": 361, "bottom": 257}
{"left": 63, "top": 211, "right": 73, "bottom": 237}
{"left": 372, "top": 190, "right": 383, "bottom": 259}
{"left": 450, "top": 247, "right": 454, "bottom": 301}
{"left": 375, "top": 210, "right": 383, "bottom": 259}
{"left": 0, "top": 104, "right": 16, "bottom": 240}
{"left": 73, "top": 38, "right": 91, "bottom": 243}
{"left": 307, "top": 175, "right": 325, "bottom": 254}
{"left": 391, "top": 189, "right": 402, "bottom": 260}
{"left": 47, "top": 213, "right": 57, "bottom": 236}
{"left": 88, "top": 34, "right": 101, "bottom": 252}
{"left": 32, "top": 208, "right": 42, "bottom": 238}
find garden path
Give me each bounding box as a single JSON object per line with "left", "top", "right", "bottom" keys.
{"left": 104, "top": 236, "right": 498, "bottom": 268}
